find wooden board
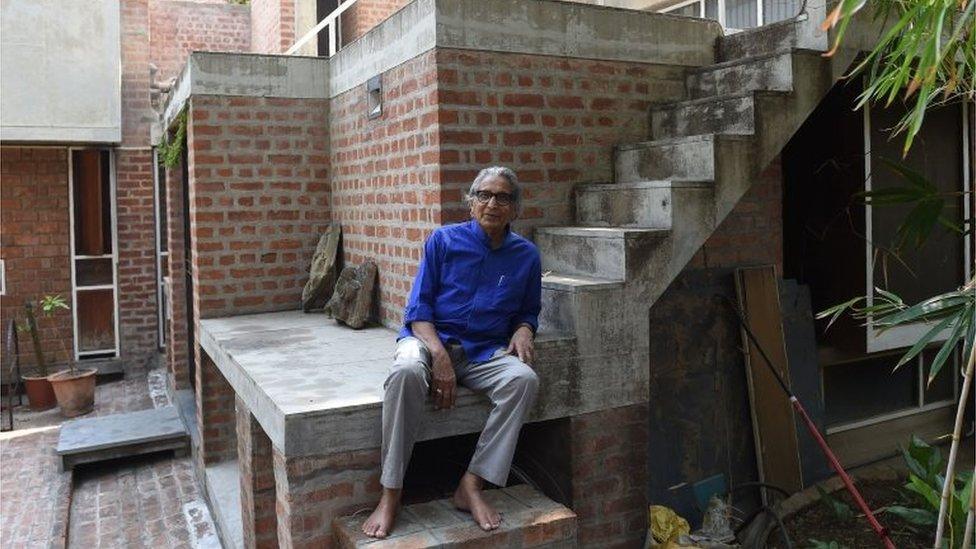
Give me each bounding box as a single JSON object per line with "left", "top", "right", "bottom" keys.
{"left": 734, "top": 266, "right": 804, "bottom": 496}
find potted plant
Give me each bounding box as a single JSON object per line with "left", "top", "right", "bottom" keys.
{"left": 19, "top": 298, "right": 60, "bottom": 411}
{"left": 44, "top": 295, "right": 97, "bottom": 417}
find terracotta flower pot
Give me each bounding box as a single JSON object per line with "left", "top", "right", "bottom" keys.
{"left": 48, "top": 368, "right": 97, "bottom": 418}
{"left": 22, "top": 375, "right": 57, "bottom": 411}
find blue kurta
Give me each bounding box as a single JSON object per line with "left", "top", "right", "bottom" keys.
{"left": 399, "top": 219, "right": 542, "bottom": 363}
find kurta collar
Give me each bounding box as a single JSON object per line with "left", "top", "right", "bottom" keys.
{"left": 468, "top": 219, "right": 514, "bottom": 250}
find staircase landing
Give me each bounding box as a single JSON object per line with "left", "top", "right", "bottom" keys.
{"left": 56, "top": 405, "right": 189, "bottom": 470}
{"left": 333, "top": 484, "right": 577, "bottom": 548}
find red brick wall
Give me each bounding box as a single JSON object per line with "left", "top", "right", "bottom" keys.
{"left": 251, "top": 0, "right": 296, "bottom": 54}
{"left": 434, "top": 48, "right": 687, "bottom": 235}
{"left": 186, "top": 95, "right": 330, "bottom": 319}
{"left": 0, "top": 147, "right": 73, "bottom": 379}
{"left": 236, "top": 396, "right": 277, "bottom": 548}
{"left": 329, "top": 51, "right": 440, "bottom": 327}
{"left": 116, "top": 149, "right": 161, "bottom": 365}
{"left": 165, "top": 159, "right": 191, "bottom": 389}
{"left": 340, "top": 0, "right": 411, "bottom": 46}
{"left": 570, "top": 404, "right": 649, "bottom": 548}
{"left": 689, "top": 159, "right": 784, "bottom": 272}
{"left": 197, "top": 351, "right": 237, "bottom": 464}
{"left": 150, "top": 0, "right": 252, "bottom": 85}
{"left": 122, "top": 0, "right": 154, "bottom": 147}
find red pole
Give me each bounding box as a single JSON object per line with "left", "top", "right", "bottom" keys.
{"left": 791, "top": 396, "right": 896, "bottom": 549}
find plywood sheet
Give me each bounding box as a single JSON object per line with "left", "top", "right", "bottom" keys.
{"left": 735, "top": 266, "right": 803, "bottom": 495}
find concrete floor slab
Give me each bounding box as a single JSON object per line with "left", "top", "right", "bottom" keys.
{"left": 57, "top": 405, "right": 189, "bottom": 469}
{"left": 205, "top": 460, "right": 243, "bottom": 549}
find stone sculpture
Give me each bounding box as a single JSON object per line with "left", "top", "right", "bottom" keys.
{"left": 324, "top": 260, "right": 377, "bottom": 329}
{"left": 301, "top": 225, "right": 341, "bottom": 312}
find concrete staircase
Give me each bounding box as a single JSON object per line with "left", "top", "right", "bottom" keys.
{"left": 536, "top": 13, "right": 845, "bottom": 384}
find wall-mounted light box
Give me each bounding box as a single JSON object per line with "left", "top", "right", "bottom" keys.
{"left": 367, "top": 75, "right": 382, "bottom": 120}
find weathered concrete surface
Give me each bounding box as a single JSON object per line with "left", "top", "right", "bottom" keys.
{"left": 651, "top": 91, "right": 758, "bottom": 139}
{"left": 575, "top": 180, "right": 714, "bottom": 230}
{"left": 687, "top": 50, "right": 794, "bottom": 99}
{"left": 57, "top": 406, "right": 189, "bottom": 469}
{"left": 328, "top": 0, "right": 722, "bottom": 96}
{"left": 199, "top": 311, "right": 591, "bottom": 457}
{"left": 1, "top": 0, "right": 121, "bottom": 143}
{"left": 161, "top": 52, "right": 329, "bottom": 135}
{"left": 204, "top": 460, "right": 244, "bottom": 549}
{"left": 536, "top": 226, "right": 667, "bottom": 281}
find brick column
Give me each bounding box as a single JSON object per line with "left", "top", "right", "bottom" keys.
{"left": 570, "top": 404, "right": 649, "bottom": 548}
{"left": 273, "top": 448, "right": 382, "bottom": 548}
{"left": 236, "top": 396, "right": 278, "bottom": 549}
{"left": 164, "top": 158, "right": 191, "bottom": 390}
{"left": 116, "top": 148, "right": 159, "bottom": 368}
{"left": 196, "top": 351, "right": 237, "bottom": 465}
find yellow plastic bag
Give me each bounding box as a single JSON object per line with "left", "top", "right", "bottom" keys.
{"left": 648, "top": 505, "right": 690, "bottom": 545}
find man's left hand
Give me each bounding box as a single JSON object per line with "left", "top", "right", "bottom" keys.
{"left": 506, "top": 325, "right": 535, "bottom": 366}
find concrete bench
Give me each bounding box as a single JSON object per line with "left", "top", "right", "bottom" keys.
{"left": 199, "top": 310, "right": 577, "bottom": 458}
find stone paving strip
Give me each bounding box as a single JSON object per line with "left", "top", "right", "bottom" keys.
{"left": 0, "top": 366, "right": 219, "bottom": 549}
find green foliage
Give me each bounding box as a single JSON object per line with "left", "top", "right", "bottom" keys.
{"left": 817, "top": 281, "right": 973, "bottom": 384}
{"left": 860, "top": 158, "right": 967, "bottom": 253}
{"left": 816, "top": 485, "right": 854, "bottom": 521}
{"left": 822, "top": 0, "right": 975, "bottom": 155}
{"left": 158, "top": 110, "right": 187, "bottom": 169}
{"left": 808, "top": 539, "right": 849, "bottom": 549}
{"left": 40, "top": 294, "right": 69, "bottom": 316}
{"left": 883, "top": 436, "right": 975, "bottom": 548}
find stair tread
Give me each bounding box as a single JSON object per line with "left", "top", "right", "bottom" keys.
{"left": 616, "top": 132, "right": 751, "bottom": 151}
{"left": 542, "top": 272, "right": 624, "bottom": 291}
{"left": 578, "top": 179, "right": 713, "bottom": 191}
{"left": 333, "top": 485, "right": 577, "bottom": 547}
{"left": 536, "top": 226, "right": 668, "bottom": 238}
{"left": 687, "top": 47, "right": 794, "bottom": 74}
{"left": 651, "top": 89, "right": 756, "bottom": 111}
{"left": 57, "top": 405, "right": 188, "bottom": 455}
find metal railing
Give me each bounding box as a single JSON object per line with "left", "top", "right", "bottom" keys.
{"left": 286, "top": 0, "right": 362, "bottom": 56}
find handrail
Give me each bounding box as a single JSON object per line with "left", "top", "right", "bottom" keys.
{"left": 286, "top": 0, "right": 362, "bottom": 56}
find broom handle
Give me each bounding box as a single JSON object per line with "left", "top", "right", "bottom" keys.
{"left": 725, "top": 297, "right": 895, "bottom": 548}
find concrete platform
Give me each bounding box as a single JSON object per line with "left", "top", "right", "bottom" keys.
{"left": 199, "top": 311, "right": 578, "bottom": 457}
{"left": 332, "top": 484, "right": 577, "bottom": 548}
{"left": 56, "top": 405, "right": 189, "bottom": 470}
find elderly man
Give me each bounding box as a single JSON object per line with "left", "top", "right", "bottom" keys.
{"left": 363, "top": 166, "right": 542, "bottom": 538}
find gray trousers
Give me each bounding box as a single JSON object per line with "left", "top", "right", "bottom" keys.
{"left": 380, "top": 337, "right": 539, "bottom": 489}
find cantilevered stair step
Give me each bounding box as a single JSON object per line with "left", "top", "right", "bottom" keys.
{"left": 540, "top": 272, "right": 624, "bottom": 334}
{"left": 535, "top": 226, "right": 667, "bottom": 281}
{"left": 333, "top": 484, "right": 577, "bottom": 548}
{"left": 686, "top": 49, "right": 795, "bottom": 99}
{"left": 56, "top": 405, "right": 189, "bottom": 470}
{"left": 575, "top": 179, "right": 713, "bottom": 229}
{"left": 719, "top": 16, "right": 801, "bottom": 61}
{"left": 615, "top": 133, "right": 753, "bottom": 184}
{"left": 651, "top": 91, "right": 759, "bottom": 139}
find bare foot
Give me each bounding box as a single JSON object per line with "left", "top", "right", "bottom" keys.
{"left": 362, "top": 488, "right": 401, "bottom": 538}
{"left": 453, "top": 472, "right": 502, "bottom": 531}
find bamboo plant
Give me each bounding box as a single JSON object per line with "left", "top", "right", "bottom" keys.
{"left": 820, "top": 1, "right": 975, "bottom": 547}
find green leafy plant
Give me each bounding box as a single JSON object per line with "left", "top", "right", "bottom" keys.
{"left": 822, "top": 0, "right": 975, "bottom": 155}
{"left": 815, "top": 485, "right": 854, "bottom": 521}
{"left": 881, "top": 437, "right": 974, "bottom": 548}
{"left": 158, "top": 109, "right": 187, "bottom": 169}
{"left": 18, "top": 295, "right": 70, "bottom": 377}
{"left": 821, "top": 3, "right": 976, "bottom": 545}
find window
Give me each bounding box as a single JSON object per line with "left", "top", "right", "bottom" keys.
{"left": 69, "top": 148, "right": 118, "bottom": 359}
{"left": 660, "top": 0, "right": 800, "bottom": 30}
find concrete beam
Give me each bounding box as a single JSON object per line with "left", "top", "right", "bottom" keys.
{"left": 329, "top": 0, "right": 722, "bottom": 97}
{"left": 160, "top": 52, "right": 330, "bottom": 137}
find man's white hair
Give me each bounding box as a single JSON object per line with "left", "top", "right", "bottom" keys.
{"left": 467, "top": 166, "right": 521, "bottom": 213}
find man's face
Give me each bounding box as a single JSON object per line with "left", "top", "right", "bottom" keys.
{"left": 470, "top": 175, "right": 517, "bottom": 234}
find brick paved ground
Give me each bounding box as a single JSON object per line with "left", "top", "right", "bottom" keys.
{"left": 0, "top": 365, "right": 218, "bottom": 549}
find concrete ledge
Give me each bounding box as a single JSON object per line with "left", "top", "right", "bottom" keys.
{"left": 161, "top": 52, "right": 329, "bottom": 135}
{"left": 199, "top": 311, "right": 586, "bottom": 457}
{"left": 204, "top": 460, "right": 244, "bottom": 549}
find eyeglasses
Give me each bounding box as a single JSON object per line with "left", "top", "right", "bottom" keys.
{"left": 474, "top": 190, "right": 514, "bottom": 206}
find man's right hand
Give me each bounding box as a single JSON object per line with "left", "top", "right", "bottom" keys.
{"left": 430, "top": 349, "right": 456, "bottom": 409}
